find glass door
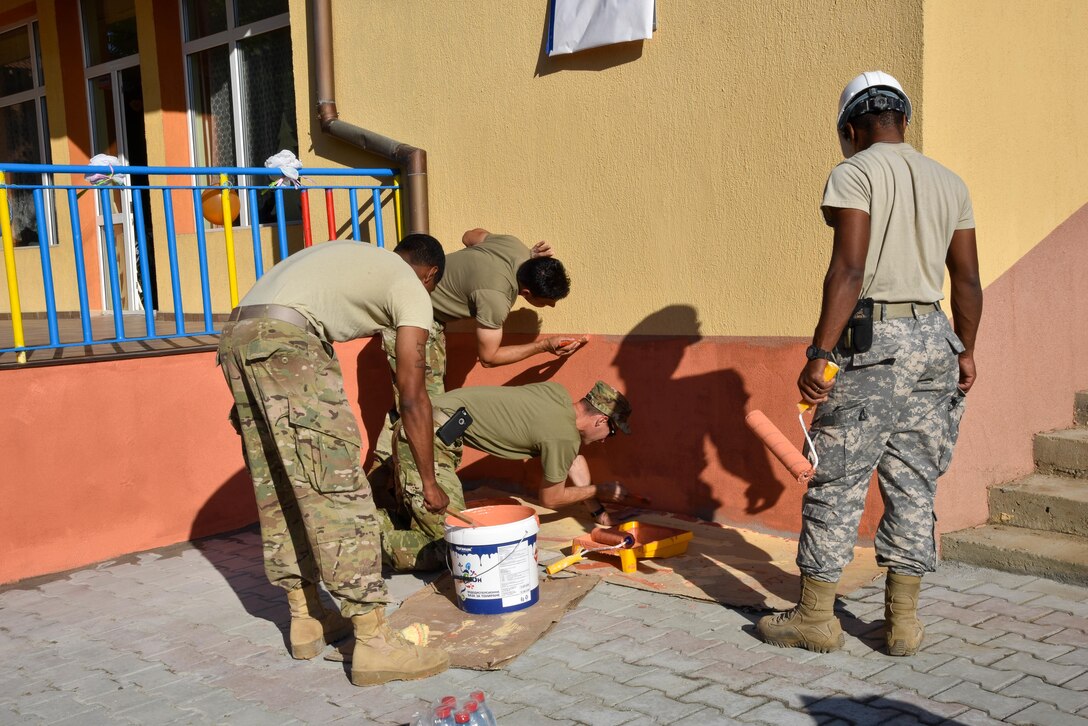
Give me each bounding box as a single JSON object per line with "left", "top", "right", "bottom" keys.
{"left": 82, "top": 0, "right": 155, "bottom": 312}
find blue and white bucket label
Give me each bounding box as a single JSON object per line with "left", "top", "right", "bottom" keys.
{"left": 451, "top": 534, "right": 539, "bottom": 614}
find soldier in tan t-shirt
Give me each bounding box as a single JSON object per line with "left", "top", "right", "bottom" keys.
{"left": 758, "top": 71, "right": 984, "bottom": 659}
{"left": 371, "top": 228, "right": 588, "bottom": 467}
{"left": 378, "top": 381, "right": 644, "bottom": 572}
{"left": 218, "top": 235, "right": 451, "bottom": 685}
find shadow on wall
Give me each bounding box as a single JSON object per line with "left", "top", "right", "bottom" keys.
{"left": 533, "top": 4, "right": 645, "bottom": 76}
{"left": 599, "top": 305, "right": 783, "bottom": 521}
{"left": 452, "top": 304, "right": 786, "bottom": 525}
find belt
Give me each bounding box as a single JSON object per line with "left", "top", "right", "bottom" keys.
{"left": 874, "top": 301, "right": 940, "bottom": 320}
{"left": 227, "top": 304, "right": 319, "bottom": 337}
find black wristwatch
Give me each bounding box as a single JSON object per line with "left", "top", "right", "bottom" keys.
{"left": 805, "top": 345, "right": 835, "bottom": 362}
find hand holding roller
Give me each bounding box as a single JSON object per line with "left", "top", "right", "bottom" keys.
{"left": 747, "top": 361, "right": 841, "bottom": 483}
{"left": 798, "top": 361, "right": 841, "bottom": 413}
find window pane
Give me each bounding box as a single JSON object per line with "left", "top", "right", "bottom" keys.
{"left": 183, "top": 0, "right": 227, "bottom": 42}
{"left": 235, "top": 0, "right": 288, "bottom": 27}
{"left": 0, "top": 27, "right": 33, "bottom": 97}
{"left": 88, "top": 73, "right": 117, "bottom": 156}
{"left": 82, "top": 0, "right": 139, "bottom": 66}
{"left": 187, "top": 44, "right": 235, "bottom": 181}
{"left": 40, "top": 97, "right": 50, "bottom": 162}
{"left": 32, "top": 22, "right": 43, "bottom": 88}
{"left": 238, "top": 26, "right": 298, "bottom": 223}
{"left": 0, "top": 100, "right": 45, "bottom": 246}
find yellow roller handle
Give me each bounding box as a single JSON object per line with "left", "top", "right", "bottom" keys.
{"left": 545, "top": 547, "right": 585, "bottom": 576}
{"left": 798, "top": 361, "right": 840, "bottom": 413}
{"left": 0, "top": 172, "right": 26, "bottom": 364}
{"left": 220, "top": 174, "right": 238, "bottom": 307}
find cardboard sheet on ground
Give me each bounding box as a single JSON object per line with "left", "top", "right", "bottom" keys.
{"left": 384, "top": 573, "right": 596, "bottom": 670}
{"left": 466, "top": 490, "right": 881, "bottom": 611}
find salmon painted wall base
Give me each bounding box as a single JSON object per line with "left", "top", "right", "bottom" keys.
{"left": 2, "top": 205, "right": 1085, "bottom": 583}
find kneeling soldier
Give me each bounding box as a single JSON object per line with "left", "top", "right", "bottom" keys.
{"left": 379, "top": 381, "right": 638, "bottom": 571}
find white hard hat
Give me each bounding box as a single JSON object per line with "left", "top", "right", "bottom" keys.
{"left": 836, "top": 71, "right": 912, "bottom": 130}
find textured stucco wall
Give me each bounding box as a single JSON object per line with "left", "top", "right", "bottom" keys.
{"left": 923, "top": 0, "right": 1088, "bottom": 288}
{"left": 300, "top": 0, "right": 924, "bottom": 337}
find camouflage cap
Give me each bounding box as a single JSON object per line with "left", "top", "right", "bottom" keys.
{"left": 584, "top": 381, "right": 632, "bottom": 434}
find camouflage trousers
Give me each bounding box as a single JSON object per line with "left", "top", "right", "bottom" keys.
{"left": 370, "top": 321, "right": 447, "bottom": 467}
{"left": 376, "top": 413, "right": 466, "bottom": 572}
{"left": 217, "top": 318, "right": 387, "bottom": 615}
{"left": 798, "top": 310, "right": 967, "bottom": 581}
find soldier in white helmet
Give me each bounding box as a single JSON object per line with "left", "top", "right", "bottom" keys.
{"left": 757, "top": 71, "right": 984, "bottom": 656}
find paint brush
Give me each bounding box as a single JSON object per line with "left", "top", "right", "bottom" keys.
{"left": 445, "top": 507, "right": 485, "bottom": 528}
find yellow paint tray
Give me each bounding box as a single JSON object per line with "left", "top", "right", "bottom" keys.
{"left": 572, "top": 520, "right": 693, "bottom": 573}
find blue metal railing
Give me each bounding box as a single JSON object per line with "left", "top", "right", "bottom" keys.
{"left": 0, "top": 163, "right": 400, "bottom": 361}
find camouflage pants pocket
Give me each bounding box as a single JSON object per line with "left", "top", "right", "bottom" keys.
{"left": 810, "top": 413, "right": 866, "bottom": 484}
{"left": 937, "top": 390, "right": 967, "bottom": 474}
{"left": 293, "top": 426, "right": 363, "bottom": 495}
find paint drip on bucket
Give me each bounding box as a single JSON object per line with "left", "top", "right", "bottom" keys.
{"left": 444, "top": 504, "right": 540, "bottom": 614}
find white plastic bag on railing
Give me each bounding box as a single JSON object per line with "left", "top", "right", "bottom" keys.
{"left": 84, "top": 154, "right": 128, "bottom": 186}
{"left": 264, "top": 150, "right": 304, "bottom": 187}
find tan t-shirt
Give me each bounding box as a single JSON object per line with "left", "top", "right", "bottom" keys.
{"left": 821, "top": 142, "right": 974, "bottom": 303}
{"left": 429, "top": 234, "right": 530, "bottom": 327}
{"left": 240, "top": 240, "right": 433, "bottom": 342}
{"left": 433, "top": 382, "right": 580, "bottom": 483}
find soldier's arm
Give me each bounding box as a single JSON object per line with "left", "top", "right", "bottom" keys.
{"left": 946, "top": 227, "right": 983, "bottom": 392}
{"left": 537, "top": 455, "right": 630, "bottom": 509}
{"left": 799, "top": 206, "right": 870, "bottom": 405}
{"left": 394, "top": 325, "right": 448, "bottom": 513}
{"left": 475, "top": 325, "right": 587, "bottom": 368}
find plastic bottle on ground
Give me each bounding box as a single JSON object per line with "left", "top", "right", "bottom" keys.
{"left": 433, "top": 705, "right": 456, "bottom": 726}
{"left": 464, "top": 700, "right": 488, "bottom": 726}
{"left": 454, "top": 710, "right": 471, "bottom": 725}
{"left": 469, "top": 690, "right": 497, "bottom": 726}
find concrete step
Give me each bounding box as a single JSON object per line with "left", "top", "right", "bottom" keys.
{"left": 1076, "top": 390, "right": 1088, "bottom": 426}
{"left": 941, "top": 525, "right": 1088, "bottom": 586}
{"left": 989, "top": 474, "right": 1088, "bottom": 537}
{"left": 940, "top": 524, "right": 1088, "bottom": 587}
{"left": 1034, "top": 428, "right": 1088, "bottom": 478}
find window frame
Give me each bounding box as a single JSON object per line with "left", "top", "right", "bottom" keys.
{"left": 0, "top": 18, "right": 55, "bottom": 248}
{"left": 179, "top": 1, "right": 292, "bottom": 229}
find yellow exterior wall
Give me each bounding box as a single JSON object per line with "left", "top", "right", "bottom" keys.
{"left": 301, "top": 0, "right": 924, "bottom": 337}
{"left": 923, "top": 0, "right": 1088, "bottom": 288}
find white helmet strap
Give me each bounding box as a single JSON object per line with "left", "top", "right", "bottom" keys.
{"left": 839, "top": 87, "right": 908, "bottom": 129}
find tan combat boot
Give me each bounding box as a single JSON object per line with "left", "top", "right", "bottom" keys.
{"left": 885, "top": 573, "right": 924, "bottom": 656}
{"left": 285, "top": 585, "right": 352, "bottom": 659}
{"left": 756, "top": 576, "right": 844, "bottom": 653}
{"left": 350, "top": 608, "right": 449, "bottom": 686}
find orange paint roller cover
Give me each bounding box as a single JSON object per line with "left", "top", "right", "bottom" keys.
{"left": 745, "top": 409, "right": 815, "bottom": 485}
{"left": 588, "top": 530, "right": 636, "bottom": 548}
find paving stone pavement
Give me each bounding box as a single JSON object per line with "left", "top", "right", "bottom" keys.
{"left": 3, "top": 528, "right": 1088, "bottom": 725}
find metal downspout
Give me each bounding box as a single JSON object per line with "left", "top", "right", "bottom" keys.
{"left": 311, "top": 0, "right": 428, "bottom": 235}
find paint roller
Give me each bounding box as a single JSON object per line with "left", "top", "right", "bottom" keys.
{"left": 745, "top": 362, "right": 840, "bottom": 484}
{"left": 544, "top": 530, "right": 636, "bottom": 575}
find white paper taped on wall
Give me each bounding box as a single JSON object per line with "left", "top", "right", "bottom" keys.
{"left": 547, "top": 0, "right": 656, "bottom": 57}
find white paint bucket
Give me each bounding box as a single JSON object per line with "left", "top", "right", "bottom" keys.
{"left": 444, "top": 504, "right": 540, "bottom": 614}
